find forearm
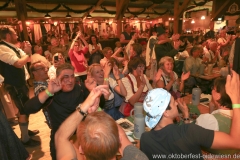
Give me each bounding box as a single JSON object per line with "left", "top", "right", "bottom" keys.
{"left": 13, "top": 55, "right": 30, "bottom": 68}
{"left": 24, "top": 96, "right": 44, "bottom": 114}
{"left": 164, "top": 80, "right": 174, "bottom": 91}
{"left": 117, "top": 80, "right": 127, "bottom": 96}
{"left": 128, "top": 85, "right": 144, "bottom": 105}
{"left": 38, "top": 89, "right": 52, "bottom": 103}
{"left": 179, "top": 80, "right": 184, "bottom": 92}
{"left": 81, "top": 37, "right": 88, "bottom": 47}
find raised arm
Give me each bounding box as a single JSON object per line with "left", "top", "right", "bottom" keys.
{"left": 211, "top": 70, "right": 240, "bottom": 150}
{"left": 55, "top": 85, "right": 109, "bottom": 160}
{"left": 70, "top": 32, "right": 80, "bottom": 50}
{"left": 112, "top": 64, "right": 127, "bottom": 97}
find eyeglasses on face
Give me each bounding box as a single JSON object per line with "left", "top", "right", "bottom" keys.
{"left": 137, "top": 65, "right": 145, "bottom": 69}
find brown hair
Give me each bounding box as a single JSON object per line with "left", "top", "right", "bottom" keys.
{"left": 0, "top": 27, "right": 14, "bottom": 40}
{"left": 128, "top": 56, "right": 145, "bottom": 73}
{"left": 56, "top": 63, "right": 74, "bottom": 77}
{"left": 214, "top": 77, "right": 232, "bottom": 109}
{"left": 87, "top": 63, "right": 101, "bottom": 76}
{"left": 131, "top": 43, "right": 142, "bottom": 56}
{"left": 77, "top": 111, "right": 120, "bottom": 160}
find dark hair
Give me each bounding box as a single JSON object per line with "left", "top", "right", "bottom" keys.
{"left": 124, "top": 24, "right": 130, "bottom": 29}
{"left": 190, "top": 46, "right": 201, "bottom": 56}
{"left": 89, "top": 35, "right": 99, "bottom": 45}
{"left": 128, "top": 57, "right": 145, "bottom": 73}
{"left": 131, "top": 43, "right": 142, "bottom": 56}
{"left": 214, "top": 77, "right": 232, "bottom": 109}
{"left": 0, "top": 27, "right": 14, "bottom": 40}
{"left": 56, "top": 63, "right": 74, "bottom": 77}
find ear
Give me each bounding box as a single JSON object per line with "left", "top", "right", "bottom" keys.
{"left": 79, "top": 145, "right": 84, "bottom": 155}
{"left": 162, "top": 110, "right": 169, "bottom": 118}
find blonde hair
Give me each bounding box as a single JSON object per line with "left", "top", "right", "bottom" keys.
{"left": 77, "top": 111, "right": 120, "bottom": 160}
{"left": 87, "top": 63, "right": 101, "bottom": 75}
{"left": 159, "top": 56, "right": 174, "bottom": 68}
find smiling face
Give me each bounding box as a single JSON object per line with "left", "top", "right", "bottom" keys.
{"left": 132, "top": 63, "right": 145, "bottom": 77}
{"left": 58, "top": 69, "right": 75, "bottom": 92}
{"left": 91, "top": 36, "right": 97, "bottom": 44}
{"left": 91, "top": 65, "right": 104, "bottom": 84}
{"left": 162, "top": 60, "right": 173, "bottom": 74}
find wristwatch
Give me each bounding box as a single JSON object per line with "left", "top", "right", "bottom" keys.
{"left": 76, "top": 104, "right": 88, "bottom": 119}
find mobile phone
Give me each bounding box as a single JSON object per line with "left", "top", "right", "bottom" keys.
{"left": 228, "top": 63, "right": 232, "bottom": 76}
{"left": 54, "top": 56, "right": 59, "bottom": 61}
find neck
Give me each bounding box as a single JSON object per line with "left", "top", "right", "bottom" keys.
{"left": 154, "top": 119, "right": 173, "bottom": 131}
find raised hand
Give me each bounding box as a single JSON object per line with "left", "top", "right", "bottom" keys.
{"left": 155, "top": 69, "right": 163, "bottom": 82}
{"left": 47, "top": 78, "right": 62, "bottom": 94}
{"left": 140, "top": 73, "right": 146, "bottom": 86}
{"left": 181, "top": 71, "right": 190, "bottom": 81}
{"left": 103, "top": 62, "right": 112, "bottom": 76}
{"left": 172, "top": 34, "right": 180, "bottom": 41}
{"left": 225, "top": 70, "right": 240, "bottom": 104}
{"left": 82, "top": 85, "right": 109, "bottom": 113}
{"left": 113, "top": 63, "right": 120, "bottom": 79}
{"left": 176, "top": 98, "right": 189, "bottom": 116}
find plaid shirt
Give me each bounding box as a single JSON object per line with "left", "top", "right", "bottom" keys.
{"left": 33, "top": 81, "right": 48, "bottom": 96}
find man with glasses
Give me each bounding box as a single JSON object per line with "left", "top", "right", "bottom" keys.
{"left": 0, "top": 26, "right": 40, "bottom": 147}
{"left": 25, "top": 63, "right": 91, "bottom": 160}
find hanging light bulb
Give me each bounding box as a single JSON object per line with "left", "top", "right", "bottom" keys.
{"left": 86, "top": 13, "right": 92, "bottom": 19}
{"left": 44, "top": 13, "right": 51, "bottom": 19}
{"left": 201, "top": 16, "right": 205, "bottom": 20}
{"left": 146, "top": 14, "right": 150, "bottom": 19}
{"left": 134, "top": 15, "right": 138, "bottom": 20}
{"left": 66, "top": 12, "right": 72, "bottom": 18}
{"left": 191, "top": 19, "right": 195, "bottom": 24}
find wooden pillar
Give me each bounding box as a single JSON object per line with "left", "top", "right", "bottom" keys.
{"left": 173, "top": 0, "right": 179, "bottom": 34}
{"left": 117, "top": 20, "right": 122, "bottom": 38}
{"left": 14, "top": 0, "right": 28, "bottom": 41}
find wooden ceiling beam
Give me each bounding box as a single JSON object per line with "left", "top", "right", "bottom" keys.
{"left": 147, "top": 3, "right": 159, "bottom": 10}
{"left": 177, "top": 0, "right": 192, "bottom": 17}
{"left": 82, "top": 0, "right": 104, "bottom": 18}
{"left": 211, "top": 0, "right": 233, "bottom": 20}
{"left": 115, "top": 0, "right": 129, "bottom": 20}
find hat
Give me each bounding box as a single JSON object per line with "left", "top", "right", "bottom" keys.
{"left": 156, "top": 27, "right": 165, "bottom": 36}
{"left": 143, "top": 88, "right": 171, "bottom": 129}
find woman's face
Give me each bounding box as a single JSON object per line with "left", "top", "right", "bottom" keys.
{"left": 73, "top": 42, "right": 79, "bottom": 51}
{"left": 91, "top": 36, "right": 97, "bottom": 44}
{"left": 133, "top": 63, "right": 145, "bottom": 76}
{"left": 91, "top": 66, "right": 104, "bottom": 83}
{"left": 211, "top": 86, "right": 221, "bottom": 102}
{"left": 162, "top": 60, "right": 173, "bottom": 74}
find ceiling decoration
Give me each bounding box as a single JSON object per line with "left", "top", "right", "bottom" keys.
{"left": 126, "top": 7, "right": 146, "bottom": 16}
{"left": 0, "top": 0, "right": 11, "bottom": 10}
{"left": 101, "top": 5, "right": 116, "bottom": 15}
{"left": 26, "top": 3, "right": 93, "bottom": 14}
{"left": 152, "top": 9, "right": 169, "bottom": 16}
{"left": 193, "top": 0, "right": 209, "bottom": 7}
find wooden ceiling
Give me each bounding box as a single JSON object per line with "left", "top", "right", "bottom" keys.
{"left": 0, "top": 0, "right": 213, "bottom": 22}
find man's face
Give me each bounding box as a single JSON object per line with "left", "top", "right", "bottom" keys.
{"left": 168, "top": 96, "right": 179, "bottom": 118}
{"left": 33, "top": 62, "right": 49, "bottom": 81}
{"left": 59, "top": 69, "right": 75, "bottom": 92}
{"left": 126, "top": 25, "right": 131, "bottom": 32}
{"left": 9, "top": 28, "right": 18, "bottom": 44}
{"left": 158, "top": 33, "right": 167, "bottom": 41}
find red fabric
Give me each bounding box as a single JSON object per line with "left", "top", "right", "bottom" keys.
{"left": 68, "top": 47, "right": 88, "bottom": 73}
{"left": 123, "top": 103, "right": 133, "bottom": 117}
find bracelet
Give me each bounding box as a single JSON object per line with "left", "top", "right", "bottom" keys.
{"left": 232, "top": 104, "right": 240, "bottom": 109}
{"left": 183, "top": 118, "right": 190, "bottom": 121}
{"left": 45, "top": 89, "right": 54, "bottom": 97}
{"left": 76, "top": 104, "right": 88, "bottom": 120}
{"left": 104, "top": 78, "right": 109, "bottom": 81}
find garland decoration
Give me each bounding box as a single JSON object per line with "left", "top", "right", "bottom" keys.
{"left": 152, "top": 9, "right": 169, "bottom": 15}
{"left": 193, "top": 0, "right": 208, "bottom": 6}
{"left": 26, "top": 4, "right": 61, "bottom": 13}
{"left": 127, "top": 8, "right": 146, "bottom": 16}
{"left": 0, "top": 0, "right": 11, "bottom": 10}
{"left": 149, "top": 0, "right": 166, "bottom": 4}
{"left": 101, "top": 5, "right": 116, "bottom": 15}
{"left": 62, "top": 4, "right": 93, "bottom": 14}
{"left": 26, "top": 3, "right": 93, "bottom": 14}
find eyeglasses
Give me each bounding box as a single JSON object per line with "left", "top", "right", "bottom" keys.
{"left": 34, "top": 67, "right": 48, "bottom": 71}
{"left": 137, "top": 65, "right": 145, "bottom": 69}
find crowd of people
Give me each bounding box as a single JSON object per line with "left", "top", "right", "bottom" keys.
{"left": 0, "top": 22, "right": 240, "bottom": 160}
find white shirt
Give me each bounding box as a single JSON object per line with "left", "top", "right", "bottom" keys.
{"left": 88, "top": 43, "right": 102, "bottom": 54}
{"left": 196, "top": 109, "right": 232, "bottom": 131}
{"left": 122, "top": 73, "right": 152, "bottom": 102}
{"left": 0, "top": 41, "right": 30, "bottom": 80}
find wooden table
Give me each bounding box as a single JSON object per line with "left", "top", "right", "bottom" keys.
{"left": 191, "top": 67, "right": 221, "bottom": 81}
